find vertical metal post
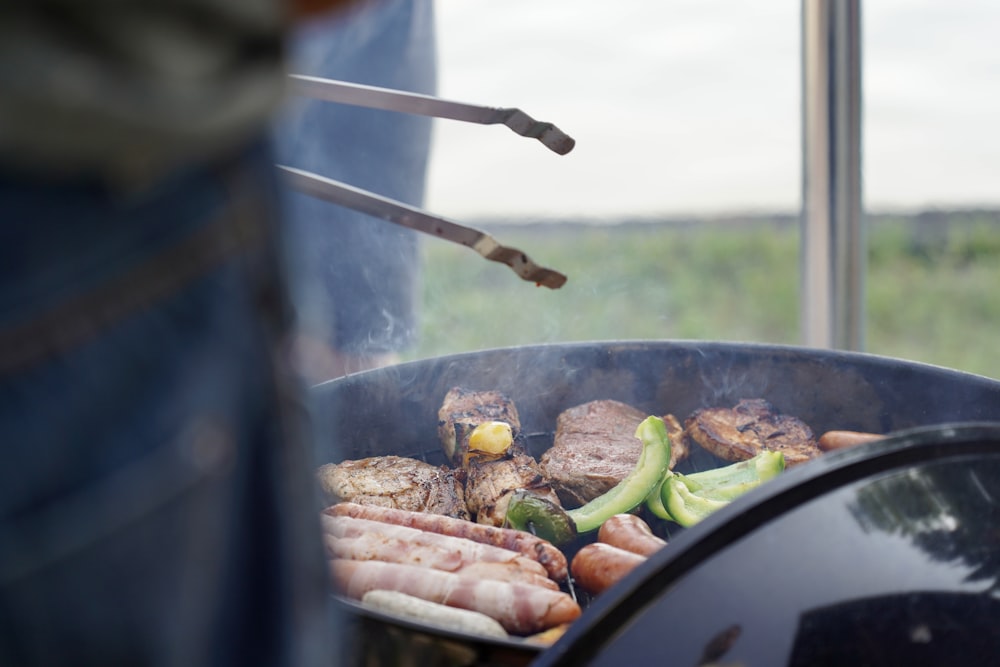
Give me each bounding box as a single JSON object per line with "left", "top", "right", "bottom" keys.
{"left": 801, "top": 0, "right": 864, "bottom": 350}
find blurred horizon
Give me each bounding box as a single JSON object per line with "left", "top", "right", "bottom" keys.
{"left": 426, "top": 0, "right": 1000, "bottom": 221}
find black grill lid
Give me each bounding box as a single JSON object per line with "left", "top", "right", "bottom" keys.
{"left": 536, "top": 423, "right": 1000, "bottom": 667}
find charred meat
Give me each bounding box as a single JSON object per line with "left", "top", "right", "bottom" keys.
{"left": 663, "top": 414, "right": 689, "bottom": 467}
{"left": 465, "top": 453, "right": 563, "bottom": 527}
{"left": 685, "top": 398, "right": 821, "bottom": 466}
{"left": 317, "top": 455, "right": 470, "bottom": 519}
{"left": 437, "top": 386, "right": 561, "bottom": 525}
{"left": 539, "top": 400, "right": 689, "bottom": 507}
{"left": 437, "top": 386, "right": 521, "bottom": 466}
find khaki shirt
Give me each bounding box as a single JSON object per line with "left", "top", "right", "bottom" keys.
{"left": 0, "top": 1, "right": 289, "bottom": 179}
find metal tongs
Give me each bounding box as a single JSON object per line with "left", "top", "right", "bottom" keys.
{"left": 278, "top": 166, "right": 567, "bottom": 289}
{"left": 280, "top": 75, "right": 573, "bottom": 288}
{"left": 288, "top": 75, "right": 575, "bottom": 156}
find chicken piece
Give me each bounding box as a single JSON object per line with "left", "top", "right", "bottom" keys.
{"left": 465, "top": 453, "right": 563, "bottom": 527}
{"left": 437, "top": 386, "right": 521, "bottom": 466}
{"left": 685, "top": 398, "right": 821, "bottom": 467}
{"left": 539, "top": 400, "right": 689, "bottom": 507}
{"left": 316, "top": 455, "right": 470, "bottom": 519}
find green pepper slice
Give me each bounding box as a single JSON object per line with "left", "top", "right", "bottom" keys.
{"left": 504, "top": 490, "right": 578, "bottom": 545}
{"left": 566, "top": 415, "right": 672, "bottom": 534}
{"left": 677, "top": 450, "right": 785, "bottom": 500}
{"left": 662, "top": 476, "right": 731, "bottom": 527}
{"left": 645, "top": 477, "right": 672, "bottom": 520}
{"left": 662, "top": 451, "right": 787, "bottom": 525}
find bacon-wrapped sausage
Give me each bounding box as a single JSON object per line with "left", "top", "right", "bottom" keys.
{"left": 330, "top": 559, "right": 581, "bottom": 635}
{"left": 325, "top": 502, "right": 568, "bottom": 581}
{"left": 321, "top": 514, "right": 548, "bottom": 578}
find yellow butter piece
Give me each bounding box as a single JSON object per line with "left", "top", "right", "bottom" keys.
{"left": 468, "top": 421, "right": 513, "bottom": 455}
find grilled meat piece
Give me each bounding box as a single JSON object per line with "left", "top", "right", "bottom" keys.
{"left": 438, "top": 387, "right": 521, "bottom": 466}
{"left": 663, "top": 413, "right": 689, "bottom": 467}
{"left": 685, "top": 398, "right": 821, "bottom": 466}
{"left": 465, "top": 454, "right": 562, "bottom": 527}
{"left": 539, "top": 400, "right": 689, "bottom": 507}
{"left": 317, "top": 455, "right": 470, "bottom": 519}
{"left": 436, "top": 386, "right": 563, "bottom": 525}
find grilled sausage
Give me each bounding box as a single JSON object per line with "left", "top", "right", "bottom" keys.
{"left": 331, "top": 559, "right": 581, "bottom": 635}
{"left": 817, "top": 430, "right": 883, "bottom": 451}
{"left": 570, "top": 542, "right": 646, "bottom": 595}
{"left": 452, "top": 562, "right": 559, "bottom": 590}
{"left": 325, "top": 502, "right": 568, "bottom": 581}
{"left": 321, "top": 514, "right": 548, "bottom": 578}
{"left": 323, "top": 534, "right": 558, "bottom": 590}
{"left": 597, "top": 513, "right": 667, "bottom": 556}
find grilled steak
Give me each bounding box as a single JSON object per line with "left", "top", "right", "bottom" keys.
{"left": 685, "top": 398, "right": 821, "bottom": 466}
{"left": 437, "top": 386, "right": 521, "bottom": 466}
{"left": 317, "top": 456, "right": 470, "bottom": 519}
{"left": 465, "top": 453, "right": 563, "bottom": 526}
{"left": 539, "top": 400, "right": 689, "bottom": 507}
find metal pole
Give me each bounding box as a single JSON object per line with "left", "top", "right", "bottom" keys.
{"left": 801, "top": 0, "right": 864, "bottom": 350}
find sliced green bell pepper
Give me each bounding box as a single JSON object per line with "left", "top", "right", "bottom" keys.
{"left": 662, "top": 450, "right": 786, "bottom": 526}
{"left": 504, "top": 490, "right": 578, "bottom": 545}
{"left": 566, "top": 415, "right": 673, "bottom": 534}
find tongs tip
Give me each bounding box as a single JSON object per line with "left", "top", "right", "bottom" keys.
{"left": 547, "top": 133, "right": 576, "bottom": 156}
{"left": 502, "top": 110, "right": 576, "bottom": 156}
{"left": 532, "top": 270, "right": 569, "bottom": 289}
{"left": 483, "top": 244, "right": 567, "bottom": 289}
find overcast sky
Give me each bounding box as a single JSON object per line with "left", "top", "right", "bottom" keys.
{"left": 425, "top": 0, "right": 1000, "bottom": 220}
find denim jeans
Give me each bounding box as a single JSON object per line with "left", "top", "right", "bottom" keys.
{"left": 0, "top": 143, "right": 333, "bottom": 666}
{"left": 274, "top": 0, "right": 436, "bottom": 355}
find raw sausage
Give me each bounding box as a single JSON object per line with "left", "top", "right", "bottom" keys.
{"left": 817, "top": 430, "right": 883, "bottom": 452}
{"left": 570, "top": 542, "right": 646, "bottom": 595}
{"left": 325, "top": 502, "right": 568, "bottom": 581}
{"left": 597, "top": 513, "right": 667, "bottom": 556}
{"left": 330, "top": 559, "right": 581, "bottom": 635}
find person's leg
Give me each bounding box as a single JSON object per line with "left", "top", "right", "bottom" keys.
{"left": 0, "top": 143, "right": 331, "bottom": 666}
{"left": 275, "top": 0, "right": 437, "bottom": 381}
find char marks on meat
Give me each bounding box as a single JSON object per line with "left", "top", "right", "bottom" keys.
{"left": 437, "top": 386, "right": 521, "bottom": 466}
{"left": 316, "top": 455, "right": 470, "bottom": 519}
{"left": 437, "top": 386, "right": 561, "bottom": 525}
{"left": 685, "top": 398, "right": 821, "bottom": 466}
{"left": 539, "top": 400, "right": 689, "bottom": 507}
{"left": 465, "top": 454, "right": 563, "bottom": 527}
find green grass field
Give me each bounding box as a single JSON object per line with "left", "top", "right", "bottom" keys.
{"left": 409, "top": 211, "right": 1000, "bottom": 381}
